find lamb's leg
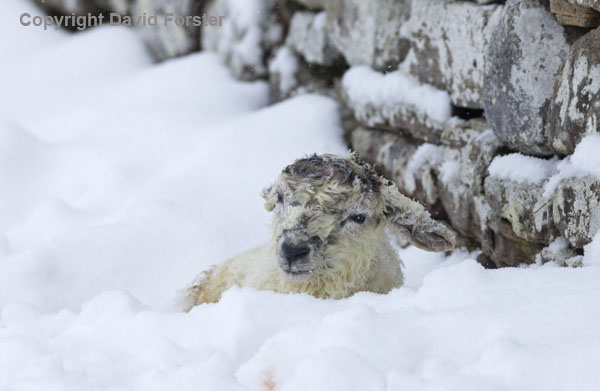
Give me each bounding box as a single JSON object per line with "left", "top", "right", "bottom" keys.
{"left": 179, "top": 267, "right": 222, "bottom": 311}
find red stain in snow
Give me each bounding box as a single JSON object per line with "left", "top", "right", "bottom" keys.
{"left": 261, "top": 368, "right": 277, "bottom": 391}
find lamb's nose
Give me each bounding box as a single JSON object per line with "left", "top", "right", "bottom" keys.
{"left": 281, "top": 241, "right": 310, "bottom": 264}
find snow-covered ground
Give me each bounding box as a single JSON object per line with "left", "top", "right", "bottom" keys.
{"left": 1, "top": 1, "right": 600, "bottom": 390}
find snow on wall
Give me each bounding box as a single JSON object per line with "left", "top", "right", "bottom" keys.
{"left": 488, "top": 154, "right": 558, "bottom": 186}
{"left": 342, "top": 66, "right": 452, "bottom": 126}
{"left": 544, "top": 135, "right": 600, "bottom": 196}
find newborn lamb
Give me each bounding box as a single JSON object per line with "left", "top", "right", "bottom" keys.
{"left": 181, "top": 153, "right": 455, "bottom": 310}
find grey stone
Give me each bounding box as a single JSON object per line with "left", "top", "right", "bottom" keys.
{"left": 351, "top": 123, "right": 546, "bottom": 266}
{"left": 132, "top": 0, "right": 205, "bottom": 60}
{"left": 340, "top": 68, "right": 453, "bottom": 144}
{"left": 351, "top": 128, "right": 447, "bottom": 217}
{"left": 202, "top": 0, "right": 291, "bottom": 80}
{"left": 341, "top": 99, "right": 447, "bottom": 144}
{"left": 286, "top": 11, "right": 341, "bottom": 66}
{"left": 352, "top": 119, "right": 504, "bottom": 235}
{"left": 565, "top": 255, "right": 584, "bottom": 267}
{"left": 484, "top": 177, "right": 557, "bottom": 244}
{"left": 483, "top": 0, "right": 570, "bottom": 156}
{"left": 403, "top": 0, "right": 504, "bottom": 108}
{"left": 33, "top": 0, "right": 132, "bottom": 15}
{"left": 351, "top": 128, "right": 418, "bottom": 196}
{"left": 438, "top": 126, "right": 503, "bottom": 244}
{"left": 293, "top": 0, "right": 325, "bottom": 10}
{"left": 567, "top": 0, "right": 600, "bottom": 12}
{"left": 351, "top": 128, "right": 415, "bottom": 173}
{"left": 547, "top": 27, "right": 600, "bottom": 155}
{"left": 32, "top": 0, "right": 98, "bottom": 14}
{"left": 552, "top": 176, "right": 600, "bottom": 248}
{"left": 325, "top": 0, "right": 411, "bottom": 71}
{"left": 352, "top": 120, "right": 503, "bottom": 233}
{"left": 551, "top": 0, "right": 600, "bottom": 28}
{"left": 540, "top": 237, "right": 580, "bottom": 266}
{"left": 440, "top": 117, "right": 490, "bottom": 148}
{"left": 269, "top": 47, "right": 301, "bottom": 101}
{"left": 487, "top": 231, "right": 545, "bottom": 267}
{"left": 97, "top": 0, "right": 133, "bottom": 14}
{"left": 395, "top": 142, "right": 444, "bottom": 209}
{"left": 268, "top": 46, "right": 338, "bottom": 102}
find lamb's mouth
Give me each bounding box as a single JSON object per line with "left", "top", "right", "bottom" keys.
{"left": 279, "top": 265, "right": 315, "bottom": 279}
{"left": 285, "top": 269, "right": 313, "bottom": 275}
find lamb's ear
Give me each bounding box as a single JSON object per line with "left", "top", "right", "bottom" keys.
{"left": 380, "top": 179, "right": 455, "bottom": 252}
{"left": 262, "top": 185, "right": 277, "bottom": 212}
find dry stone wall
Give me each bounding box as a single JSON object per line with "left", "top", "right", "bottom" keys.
{"left": 33, "top": 0, "right": 600, "bottom": 267}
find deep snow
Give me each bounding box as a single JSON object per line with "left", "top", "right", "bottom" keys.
{"left": 1, "top": 1, "right": 600, "bottom": 390}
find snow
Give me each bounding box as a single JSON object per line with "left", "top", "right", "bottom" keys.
{"left": 0, "top": 0, "right": 66, "bottom": 59}
{"left": 544, "top": 135, "right": 600, "bottom": 197}
{"left": 0, "top": 1, "right": 346, "bottom": 313}
{"left": 546, "top": 237, "right": 570, "bottom": 254}
{"left": 439, "top": 160, "right": 461, "bottom": 184}
{"left": 341, "top": 66, "right": 452, "bottom": 124}
{"left": 403, "top": 143, "right": 446, "bottom": 193}
{"left": 4, "top": 250, "right": 600, "bottom": 391}
{"left": 488, "top": 153, "right": 558, "bottom": 185}
{"left": 203, "top": 0, "right": 280, "bottom": 78}
{"left": 2, "top": 1, "right": 600, "bottom": 390}
{"left": 269, "top": 47, "right": 298, "bottom": 95}
{"left": 583, "top": 232, "right": 600, "bottom": 266}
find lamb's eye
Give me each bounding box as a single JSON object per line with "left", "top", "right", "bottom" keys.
{"left": 277, "top": 192, "right": 284, "bottom": 203}
{"left": 350, "top": 214, "right": 366, "bottom": 224}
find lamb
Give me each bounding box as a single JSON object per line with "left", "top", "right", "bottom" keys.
{"left": 180, "top": 153, "right": 455, "bottom": 310}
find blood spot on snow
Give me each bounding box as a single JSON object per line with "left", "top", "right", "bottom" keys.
{"left": 261, "top": 368, "right": 277, "bottom": 391}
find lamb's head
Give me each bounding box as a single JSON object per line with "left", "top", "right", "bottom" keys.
{"left": 262, "top": 153, "right": 455, "bottom": 282}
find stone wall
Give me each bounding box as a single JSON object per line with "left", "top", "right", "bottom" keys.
{"left": 34, "top": 0, "right": 600, "bottom": 267}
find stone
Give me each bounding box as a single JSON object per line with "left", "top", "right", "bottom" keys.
{"left": 269, "top": 47, "right": 301, "bottom": 101}
{"left": 32, "top": 0, "right": 99, "bottom": 14}
{"left": 351, "top": 128, "right": 415, "bottom": 173}
{"left": 551, "top": 0, "right": 600, "bottom": 27}
{"left": 566, "top": 0, "right": 600, "bottom": 12}
{"left": 286, "top": 11, "right": 341, "bottom": 66}
{"left": 325, "top": 0, "right": 411, "bottom": 71}
{"left": 340, "top": 67, "right": 452, "bottom": 144}
{"left": 547, "top": 27, "right": 600, "bottom": 155}
{"left": 202, "top": 0, "right": 291, "bottom": 80}
{"left": 484, "top": 177, "right": 557, "bottom": 244}
{"left": 293, "top": 0, "right": 325, "bottom": 10}
{"left": 352, "top": 119, "right": 504, "bottom": 236}
{"left": 440, "top": 117, "right": 490, "bottom": 148}
{"left": 487, "top": 231, "right": 545, "bottom": 267}
{"left": 438, "top": 125, "right": 503, "bottom": 244}
{"left": 132, "top": 0, "right": 205, "bottom": 61}
{"left": 552, "top": 176, "right": 600, "bottom": 248}
{"left": 483, "top": 0, "right": 570, "bottom": 156}
{"left": 398, "top": 143, "right": 446, "bottom": 210}
{"left": 33, "top": 0, "right": 132, "bottom": 15}
{"left": 97, "top": 0, "right": 133, "bottom": 14}
{"left": 268, "top": 46, "right": 340, "bottom": 102}
{"left": 351, "top": 122, "right": 548, "bottom": 266}
{"left": 540, "top": 237, "right": 580, "bottom": 266}
{"left": 350, "top": 128, "right": 447, "bottom": 217}
{"left": 402, "top": 0, "right": 504, "bottom": 108}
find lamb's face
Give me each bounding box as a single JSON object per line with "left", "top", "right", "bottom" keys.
{"left": 263, "top": 155, "right": 386, "bottom": 281}
{"left": 263, "top": 154, "right": 456, "bottom": 283}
